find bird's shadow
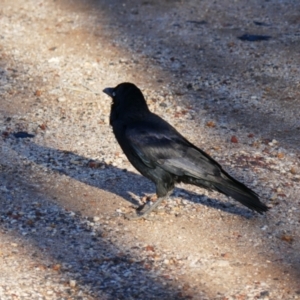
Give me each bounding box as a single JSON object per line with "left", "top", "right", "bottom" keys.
{"left": 12, "top": 138, "right": 255, "bottom": 218}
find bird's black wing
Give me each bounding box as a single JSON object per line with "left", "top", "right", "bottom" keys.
{"left": 125, "top": 120, "right": 222, "bottom": 182}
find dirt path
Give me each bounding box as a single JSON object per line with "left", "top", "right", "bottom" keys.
{"left": 0, "top": 0, "right": 300, "bottom": 299}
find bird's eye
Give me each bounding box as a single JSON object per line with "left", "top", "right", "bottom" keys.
{"left": 112, "top": 92, "right": 116, "bottom": 97}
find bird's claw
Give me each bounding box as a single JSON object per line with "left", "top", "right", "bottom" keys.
{"left": 124, "top": 209, "right": 158, "bottom": 221}
{"left": 124, "top": 212, "right": 151, "bottom": 220}
{"left": 124, "top": 201, "right": 158, "bottom": 220}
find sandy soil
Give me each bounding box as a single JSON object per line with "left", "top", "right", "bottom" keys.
{"left": 0, "top": 0, "right": 300, "bottom": 299}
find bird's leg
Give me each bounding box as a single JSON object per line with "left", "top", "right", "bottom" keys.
{"left": 125, "top": 195, "right": 166, "bottom": 220}
{"left": 125, "top": 183, "right": 173, "bottom": 220}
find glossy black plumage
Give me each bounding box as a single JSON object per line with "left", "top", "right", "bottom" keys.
{"left": 103, "top": 82, "right": 268, "bottom": 217}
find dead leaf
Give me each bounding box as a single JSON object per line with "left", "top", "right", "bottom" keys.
{"left": 145, "top": 245, "right": 155, "bottom": 252}
{"left": 221, "top": 253, "right": 230, "bottom": 259}
{"left": 2, "top": 131, "right": 9, "bottom": 138}
{"left": 290, "top": 167, "right": 297, "bottom": 175}
{"left": 281, "top": 235, "right": 294, "bottom": 243}
{"left": 277, "top": 152, "right": 285, "bottom": 159}
{"left": 231, "top": 136, "right": 238, "bottom": 143}
{"left": 39, "top": 123, "right": 47, "bottom": 130}
{"left": 35, "top": 90, "right": 42, "bottom": 96}
{"left": 206, "top": 121, "right": 216, "bottom": 128}
{"left": 52, "top": 264, "right": 61, "bottom": 271}
{"left": 278, "top": 193, "right": 286, "bottom": 198}
{"left": 235, "top": 294, "right": 246, "bottom": 300}
{"left": 88, "top": 161, "right": 100, "bottom": 168}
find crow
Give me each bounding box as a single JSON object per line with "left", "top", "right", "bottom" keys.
{"left": 103, "top": 82, "right": 268, "bottom": 219}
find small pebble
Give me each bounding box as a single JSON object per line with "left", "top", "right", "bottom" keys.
{"left": 57, "top": 97, "right": 66, "bottom": 102}
{"left": 69, "top": 280, "right": 76, "bottom": 288}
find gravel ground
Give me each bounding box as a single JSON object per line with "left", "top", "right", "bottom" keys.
{"left": 0, "top": 0, "right": 300, "bottom": 299}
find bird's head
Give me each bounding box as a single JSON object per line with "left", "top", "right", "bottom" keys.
{"left": 103, "top": 82, "right": 149, "bottom": 122}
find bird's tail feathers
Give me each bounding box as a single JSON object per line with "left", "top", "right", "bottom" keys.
{"left": 212, "top": 175, "right": 268, "bottom": 214}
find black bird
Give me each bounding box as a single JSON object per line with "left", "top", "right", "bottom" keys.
{"left": 103, "top": 82, "right": 268, "bottom": 219}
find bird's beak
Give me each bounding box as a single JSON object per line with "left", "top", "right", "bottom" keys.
{"left": 103, "top": 87, "right": 115, "bottom": 97}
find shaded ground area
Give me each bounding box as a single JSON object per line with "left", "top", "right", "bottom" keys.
{"left": 0, "top": 0, "right": 300, "bottom": 299}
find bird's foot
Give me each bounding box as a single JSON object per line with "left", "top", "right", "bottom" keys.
{"left": 124, "top": 196, "right": 165, "bottom": 220}
{"left": 124, "top": 211, "right": 156, "bottom": 221}
{"left": 124, "top": 202, "right": 155, "bottom": 220}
